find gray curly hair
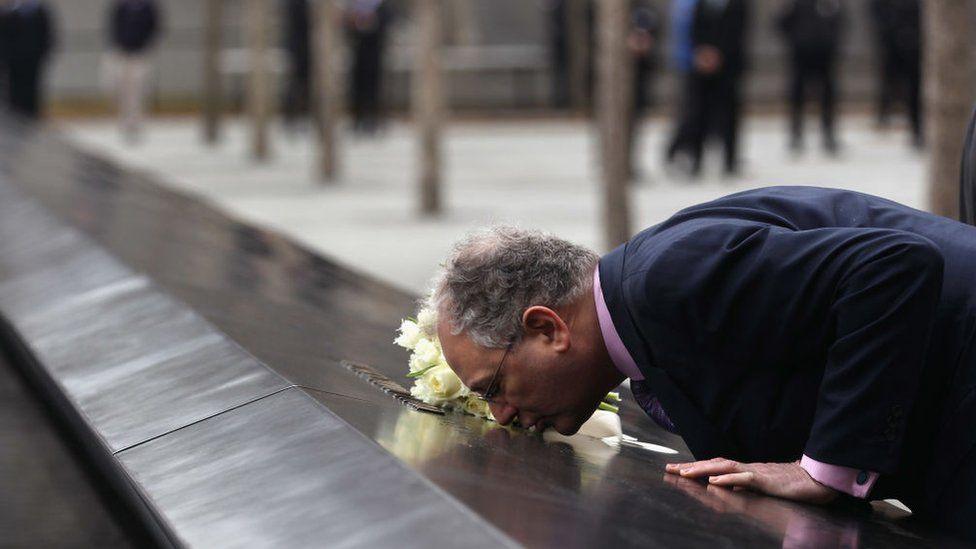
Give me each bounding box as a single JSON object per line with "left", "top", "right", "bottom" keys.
{"left": 430, "top": 226, "right": 599, "bottom": 348}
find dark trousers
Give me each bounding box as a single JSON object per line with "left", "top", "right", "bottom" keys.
{"left": 7, "top": 61, "right": 43, "bottom": 118}
{"left": 282, "top": 67, "right": 311, "bottom": 127}
{"left": 881, "top": 46, "right": 922, "bottom": 144}
{"left": 789, "top": 55, "right": 837, "bottom": 150}
{"left": 875, "top": 44, "right": 896, "bottom": 126}
{"left": 666, "top": 73, "right": 696, "bottom": 163}
{"left": 688, "top": 73, "right": 741, "bottom": 174}
{"left": 349, "top": 32, "right": 384, "bottom": 132}
{"left": 550, "top": 36, "right": 569, "bottom": 109}
{"left": 899, "top": 50, "right": 923, "bottom": 144}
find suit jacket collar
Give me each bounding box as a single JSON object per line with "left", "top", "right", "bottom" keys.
{"left": 598, "top": 244, "right": 654, "bottom": 372}
{"left": 599, "top": 244, "right": 738, "bottom": 460}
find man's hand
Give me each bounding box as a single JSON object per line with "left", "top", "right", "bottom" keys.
{"left": 693, "top": 46, "right": 723, "bottom": 74}
{"left": 665, "top": 458, "right": 839, "bottom": 504}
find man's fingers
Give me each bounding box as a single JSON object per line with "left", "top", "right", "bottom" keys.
{"left": 674, "top": 458, "right": 742, "bottom": 478}
{"left": 708, "top": 471, "right": 760, "bottom": 490}
{"left": 665, "top": 457, "right": 729, "bottom": 474}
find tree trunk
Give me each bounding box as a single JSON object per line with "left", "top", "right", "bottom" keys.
{"left": 313, "top": 0, "right": 341, "bottom": 182}
{"left": 246, "top": 0, "right": 273, "bottom": 161}
{"left": 596, "top": 0, "right": 633, "bottom": 249}
{"left": 202, "top": 0, "right": 223, "bottom": 144}
{"left": 925, "top": 0, "right": 976, "bottom": 219}
{"left": 414, "top": 0, "right": 444, "bottom": 215}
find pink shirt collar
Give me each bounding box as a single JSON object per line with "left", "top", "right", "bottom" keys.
{"left": 593, "top": 266, "right": 645, "bottom": 381}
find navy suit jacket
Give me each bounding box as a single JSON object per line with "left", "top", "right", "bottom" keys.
{"left": 599, "top": 186, "right": 976, "bottom": 510}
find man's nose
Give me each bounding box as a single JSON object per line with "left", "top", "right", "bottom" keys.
{"left": 489, "top": 402, "right": 517, "bottom": 425}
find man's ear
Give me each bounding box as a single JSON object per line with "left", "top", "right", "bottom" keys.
{"left": 522, "top": 306, "right": 571, "bottom": 352}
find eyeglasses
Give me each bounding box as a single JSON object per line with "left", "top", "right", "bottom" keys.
{"left": 477, "top": 343, "right": 513, "bottom": 403}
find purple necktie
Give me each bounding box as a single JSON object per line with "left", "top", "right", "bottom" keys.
{"left": 630, "top": 379, "right": 679, "bottom": 434}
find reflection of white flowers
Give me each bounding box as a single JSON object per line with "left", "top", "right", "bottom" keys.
{"left": 462, "top": 396, "right": 493, "bottom": 419}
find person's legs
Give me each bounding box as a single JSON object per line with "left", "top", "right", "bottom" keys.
{"left": 789, "top": 59, "right": 806, "bottom": 152}
{"left": 877, "top": 47, "right": 896, "bottom": 128}
{"left": 9, "top": 61, "right": 41, "bottom": 118}
{"left": 686, "top": 75, "right": 710, "bottom": 177}
{"left": 348, "top": 34, "right": 367, "bottom": 131}
{"left": 906, "top": 53, "right": 923, "bottom": 148}
{"left": 665, "top": 74, "right": 694, "bottom": 164}
{"left": 118, "top": 55, "right": 149, "bottom": 143}
{"left": 720, "top": 76, "right": 741, "bottom": 175}
{"left": 361, "top": 33, "right": 383, "bottom": 132}
{"left": 820, "top": 59, "right": 838, "bottom": 154}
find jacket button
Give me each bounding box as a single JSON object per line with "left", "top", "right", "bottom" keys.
{"left": 856, "top": 470, "right": 869, "bottom": 485}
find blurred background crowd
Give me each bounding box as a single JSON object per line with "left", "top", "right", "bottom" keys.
{"left": 0, "top": 0, "right": 972, "bottom": 292}
{"left": 0, "top": 0, "right": 929, "bottom": 151}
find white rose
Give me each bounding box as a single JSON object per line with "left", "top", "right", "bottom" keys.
{"left": 422, "top": 364, "right": 465, "bottom": 404}
{"left": 412, "top": 337, "right": 441, "bottom": 366}
{"left": 394, "top": 319, "right": 423, "bottom": 350}
{"left": 408, "top": 353, "right": 429, "bottom": 374}
{"left": 417, "top": 307, "right": 437, "bottom": 335}
{"left": 410, "top": 377, "right": 435, "bottom": 403}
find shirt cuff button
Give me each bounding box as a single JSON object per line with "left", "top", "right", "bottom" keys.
{"left": 856, "top": 470, "right": 869, "bottom": 485}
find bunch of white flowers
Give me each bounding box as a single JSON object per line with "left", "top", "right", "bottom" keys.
{"left": 394, "top": 307, "right": 494, "bottom": 419}
{"left": 395, "top": 306, "right": 620, "bottom": 423}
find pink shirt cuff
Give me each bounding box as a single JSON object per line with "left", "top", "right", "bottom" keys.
{"left": 799, "top": 455, "right": 878, "bottom": 499}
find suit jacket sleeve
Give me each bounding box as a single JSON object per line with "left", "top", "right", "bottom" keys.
{"left": 638, "top": 222, "right": 944, "bottom": 474}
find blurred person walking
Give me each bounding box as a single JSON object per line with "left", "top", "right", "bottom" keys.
{"left": 663, "top": 0, "right": 699, "bottom": 173}
{"left": 546, "top": 0, "right": 573, "bottom": 109}
{"left": 776, "top": 0, "right": 845, "bottom": 156}
{"left": 546, "top": 0, "right": 595, "bottom": 110}
{"left": 626, "top": 1, "right": 662, "bottom": 180}
{"left": 109, "top": 0, "right": 161, "bottom": 144}
{"left": 870, "top": 0, "right": 922, "bottom": 148}
{"left": 686, "top": 0, "right": 748, "bottom": 177}
{"left": 281, "top": 0, "right": 311, "bottom": 132}
{"left": 868, "top": 0, "right": 895, "bottom": 128}
{"left": 345, "top": 0, "right": 392, "bottom": 135}
{"left": 0, "top": 0, "right": 55, "bottom": 119}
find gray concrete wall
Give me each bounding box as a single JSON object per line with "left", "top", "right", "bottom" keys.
{"left": 42, "top": 0, "right": 887, "bottom": 110}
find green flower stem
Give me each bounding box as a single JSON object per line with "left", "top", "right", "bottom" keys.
{"left": 598, "top": 402, "right": 619, "bottom": 414}
{"left": 406, "top": 364, "right": 437, "bottom": 378}
{"left": 604, "top": 392, "right": 621, "bottom": 403}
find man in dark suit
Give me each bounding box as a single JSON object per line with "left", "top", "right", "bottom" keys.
{"left": 109, "top": 0, "right": 161, "bottom": 142}
{"left": 687, "top": 0, "right": 748, "bottom": 176}
{"left": 777, "top": 0, "right": 845, "bottom": 155}
{"left": 281, "top": 0, "right": 311, "bottom": 130}
{"left": 0, "top": 0, "right": 55, "bottom": 118}
{"left": 435, "top": 188, "right": 976, "bottom": 542}
{"left": 344, "top": 0, "right": 393, "bottom": 134}
{"left": 869, "top": 0, "right": 922, "bottom": 148}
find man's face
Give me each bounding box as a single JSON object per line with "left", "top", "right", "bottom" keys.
{"left": 437, "top": 315, "right": 610, "bottom": 436}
